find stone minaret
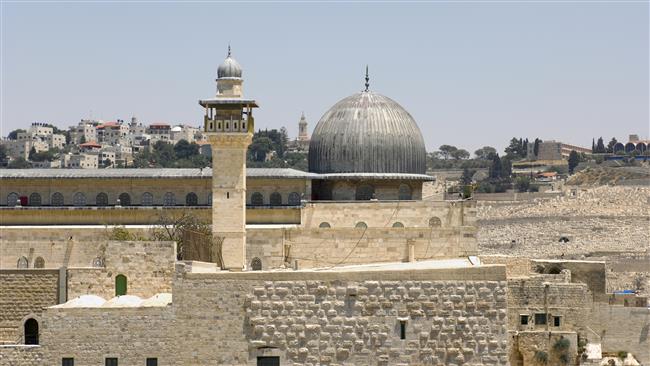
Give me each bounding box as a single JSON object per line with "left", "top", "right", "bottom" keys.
{"left": 199, "top": 47, "right": 258, "bottom": 271}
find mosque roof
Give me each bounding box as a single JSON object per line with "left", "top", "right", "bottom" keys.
{"left": 217, "top": 46, "right": 242, "bottom": 79}
{"left": 0, "top": 168, "right": 433, "bottom": 181}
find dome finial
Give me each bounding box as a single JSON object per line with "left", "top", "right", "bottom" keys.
{"left": 227, "top": 43, "right": 231, "bottom": 58}
{"left": 364, "top": 65, "right": 370, "bottom": 92}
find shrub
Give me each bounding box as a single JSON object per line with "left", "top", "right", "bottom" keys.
{"left": 553, "top": 337, "right": 571, "bottom": 352}
{"left": 534, "top": 350, "right": 548, "bottom": 364}
{"left": 618, "top": 351, "right": 628, "bottom": 359}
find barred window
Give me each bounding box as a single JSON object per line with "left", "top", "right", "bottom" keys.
{"left": 141, "top": 192, "right": 154, "bottom": 206}
{"left": 51, "top": 192, "right": 64, "bottom": 206}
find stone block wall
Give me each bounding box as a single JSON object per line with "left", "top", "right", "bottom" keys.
{"left": 0, "top": 270, "right": 59, "bottom": 344}
{"left": 41, "top": 307, "right": 176, "bottom": 365}
{"left": 247, "top": 226, "right": 477, "bottom": 270}
{"left": 66, "top": 241, "right": 175, "bottom": 299}
{"left": 0, "top": 346, "right": 44, "bottom": 366}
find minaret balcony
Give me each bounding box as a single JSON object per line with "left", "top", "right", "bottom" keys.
{"left": 204, "top": 117, "right": 251, "bottom": 133}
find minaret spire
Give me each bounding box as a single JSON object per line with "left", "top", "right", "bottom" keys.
{"left": 364, "top": 65, "right": 370, "bottom": 92}
{"left": 227, "top": 43, "right": 231, "bottom": 57}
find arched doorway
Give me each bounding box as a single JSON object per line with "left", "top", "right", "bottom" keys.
{"left": 24, "top": 318, "right": 39, "bottom": 345}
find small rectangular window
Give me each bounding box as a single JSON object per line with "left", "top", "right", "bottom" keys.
{"left": 257, "top": 356, "right": 280, "bottom": 366}
{"left": 62, "top": 358, "right": 74, "bottom": 366}
{"left": 535, "top": 313, "right": 547, "bottom": 325}
{"left": 146, "top": 358, "right": 158, "bottom": 366}
{"left": 553, "top": 316, "right": 561, "bottom": 327}
{"left": 520, "top": 315, "right": 529, "bottom": 325}
{"left": 399, "top": 321, "right": 406, "bottom": 340}
{"left": 105, "top": 358, "right": 118, "bottom": 366}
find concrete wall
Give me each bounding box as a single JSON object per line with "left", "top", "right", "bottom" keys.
{"left": 588, "top": 302, "right": 650, "bottom": 365}
{"left": 0, "top": 270, "right": 59, "bottom": 344}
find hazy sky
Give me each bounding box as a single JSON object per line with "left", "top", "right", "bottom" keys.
{"left": 2, "top": 2, "right": 648, "bottom": 154}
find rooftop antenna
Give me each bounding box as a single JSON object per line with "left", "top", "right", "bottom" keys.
{"left": 364, "top": 65, "right": 370, "bottom": 92}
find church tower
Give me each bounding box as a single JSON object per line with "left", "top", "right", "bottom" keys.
{"left": 199, "top": 46, "right": 258, "bottom": 271}
{"left": 298, "top": 112, "right": 309, "bottom": 141}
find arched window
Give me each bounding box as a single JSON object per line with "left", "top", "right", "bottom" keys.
{"left": 34, "top": 257, "right": 45, "bottom": 268}
{"left": 17, "top": 256, "right": 28, "bottom": 269}
{"left": 118, "top": 193, "right": 131, "bottom": 206}
{"left": 319, "top": 222, "right": 331, "bottom": 228}
{"left": 7, "top": 192, "right": 19, "bottom": 207}
{"left": 73, "top": 192, "right": 86, "bottom": 207}
{"left": 115, "top": 274, "right": 127, "bottom": 296}
{"left": 96, "top": 193, "right": 108, "bottom": 206}
{"left": 429, "top": 217, "right": 442, "bottom": 227}
{"left": 51, "top": 192, "right": 64, "bottom": 206}
{"left": 163, "top": 192, "right": 175, "bottom": 206}
{"left": 625, "top": 143, "right": 636, "bottom": 153}
{"left": 186, "top": 192, "right": 198, "bottom": 206}
{"left": 637, "top": 143, "right": 647, "bottom": 153}
{"left": 355, "top": 184, "right": 375, "bottom": 200}
{"left": 270, "top": 192, "right": 282, "bottom": 206}
{"left": 29, "top": 193, "right": 41, "bottom": 206}
{"left": 251, "top": 257, "right": 262, "bottom": 271}
{"left": 92, "top": 257, "right": 104, "bottom": 268}
{"left": 251, "top": 192, "right": 264, "bottom": 206}
{"left": 141, "top": 192, "right": 154, "bottom": 206}
{"left": 392, "top": 222, "right": 404, "bottom": 228}
{"left": 614, "top": 143, "right": 625, "bottom": 153}
{"left": 398, "top": 184, "right": 412, "bottom": 200}
{"left": 355, "top": 222, "right": 368, "bottom": 229}
{"left": 288, "top": 192, "right": 301, "bottom": 206}
{"left": 24, "top": 318, "right": 39, "bottom": 345}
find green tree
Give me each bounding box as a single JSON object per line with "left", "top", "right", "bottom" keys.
{"left": 489, "top": 154, "right": 502, "bottom": 179}
{"left": 438, "top": 145, "right": 458, "bottom": 160}
{"left": 0, "top": 145, "right": 7, "bottom": 162}
{"left": 7, "top": 157, "right": 30, "bottom": 168}
{"left": 606, "top": 137, "right": 618, "bottom": 153}
{"left": 474, "top": 146, "right": 497, "bottom": 160}
{"left": 596, "top": 137, "right": 606, "bottom": 153}
{"left": 504, "top": 137, "right": 526, "bottom": 159}
{"left": 79, "top": 135, "right": 87, "bottom": 144}
{"left": 515, "top": 176, "right": 531, "bottom": 192}
{"left": 7, "top": 129, "right": 25, "bottom": 140}
{"left": 174, "top": 139, "right": 199, "bottom": 159}
{"left": 249, "top": 136, "right": 274, "bottom": 162}
{"left": 154, "top": 141, "right": 176, "bottom": 166}
{"left": 460, "top": 168, "right": 474, "bottom": 185}
{"left": 568, "top": 150, "right": 579, "bottom": 174}
{"left": 451, "top": 149, "right": 470, "bottom": 160}
{"left": 28, "top": 147, "right": 37, "bottom": 161}
{"left": 533, "top": 138, "right": 542, "bottom": 157}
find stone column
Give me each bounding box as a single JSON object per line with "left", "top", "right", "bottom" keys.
{"left": 208, "top": 133, "right": 252, "bottom": 271}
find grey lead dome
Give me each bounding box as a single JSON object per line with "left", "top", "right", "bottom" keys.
{"left": 308, "top": 91, "right": 427, "bottom": 175}
{"left": 217, "top": 56, "right": 242, "bottom": 79}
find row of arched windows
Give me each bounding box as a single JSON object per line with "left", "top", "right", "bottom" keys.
{"left": 6, "top": 192, "right": 205, "bottom": 207}
{"left": 316, "top": 217, "right": 442, "bottom": 229}
{"left": 17, "top": 256, "right": 45, "bottom": 269}
{"left": 250, "top": 192, "right": 301, "bottom": 206}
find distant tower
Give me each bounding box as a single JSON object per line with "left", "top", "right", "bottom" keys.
{"left": 199, "top": 46, "right": 258, "bottom": 271}
{"left": 298, "top": 112, "right": 309, "bottom": 141}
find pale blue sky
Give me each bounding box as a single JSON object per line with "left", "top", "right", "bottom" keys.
{"left": 2, "top": 2, "right": 648, "bottom": 153}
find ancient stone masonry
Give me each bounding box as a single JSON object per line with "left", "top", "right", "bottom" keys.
{"left": 244, "top": 280, "right": 509, "bottom": 365}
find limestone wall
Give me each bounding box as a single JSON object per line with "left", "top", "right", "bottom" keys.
{"left": 0, "top": 270, "right": 59, "bottom": 344}
{"left": 41, "top": 307, "right": 176, "bottom": 365}
{"left": 0, "top": 346, "right": 44, "bottom": 366}
{"left": 247, "top": 226, "right": 477, "bottom": 270}
{"left": 37, "top": 265, "right": 508, "bottom": 366}
{"left": 506, "top": 276, "right": 593, "bottom": 333}
{"left": 66, "top": 241, "right": 176, "bottom": 299}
